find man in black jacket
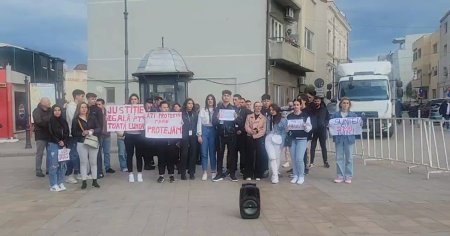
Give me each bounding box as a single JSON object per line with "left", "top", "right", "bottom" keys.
{"left": 236, "top": 97, "right": 251, "bottom": 175}
{"left": 310, "top": 96, "right": 330, "bottom": 168}
{"left": 86, "top": 93, "right": 105, "bottom": 178}
{"left": 212, "top": 90, "right": 238, "bottom": 182}
{"left": 439, "top": 99, "right": 450, "bottom": 129}
{"left": 32, "top": 97, "right": 52, "bottom": 177}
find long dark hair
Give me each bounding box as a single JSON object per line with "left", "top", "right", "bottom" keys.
{"left": 182, "top": 98, "right": 195, "bottom": 111}
{"left": 128, "top": 93, "right": 140, "bottom": 104}
{"left": 269, "top": 104, "right": 282, "bottom": 125}
{"left": 204, "top": 94, "right": 216, "bottom": 110}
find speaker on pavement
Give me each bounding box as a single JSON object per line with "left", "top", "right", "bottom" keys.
{"left": 239, "top": 183, "right": 260, "bottom": 219}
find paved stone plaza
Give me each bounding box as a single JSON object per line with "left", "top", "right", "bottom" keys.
{"left": 1, "top": 140, "right": 450, "bottom": 236}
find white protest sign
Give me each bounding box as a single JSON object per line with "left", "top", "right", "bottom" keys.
{"left": 145, "top": 112, "right": 183, "bottom": 139}
{"left": 106, "top": 105, "right": 146, "bottom": 132}
{"left": 218, "top": 109, "right": 235, "bottom": 121}
{"left": 58, "top": 148, "right": 70, "bottom": 162}
{"left": 328, "top": 117, "right": 363, "bottom": 136}
{"left": 287, "top": 119, "right": 304, "bottom": 130}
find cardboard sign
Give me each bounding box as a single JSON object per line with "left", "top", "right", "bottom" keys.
{"left": 58, "top": 148, "right": 70, "bottom": 162}
{"left": 106, "top": 105, "right": 146, "bottom": 132}
{"left": 329, "top": 117, "right": 363, "bottom": 136}
{"left": 145, "top": 112, "right": 182, "bottom": 139}
{"left": 218, "top": 109, "right": 235, "bottom": 121}
{"left": 287, "top": 119, "right": 304, "bottom": 130}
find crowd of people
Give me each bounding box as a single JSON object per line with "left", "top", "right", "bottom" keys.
{"left": 32, "top": 88, "right": 357, "bottom": 192}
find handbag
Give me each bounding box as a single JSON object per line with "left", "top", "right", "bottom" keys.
{"left": 78, "top": 119, "right": 99, "bottom": 149}
{"left": 271, "top": 134, "right": 283, "bottom": 145}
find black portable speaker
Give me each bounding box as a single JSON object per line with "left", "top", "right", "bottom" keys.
{"left": 239, "top": 183, "right": 260, "bottom": 219}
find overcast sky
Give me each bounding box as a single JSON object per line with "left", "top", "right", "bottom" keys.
{"left": 0, "top": 0, "right": 449, "bottom": 67}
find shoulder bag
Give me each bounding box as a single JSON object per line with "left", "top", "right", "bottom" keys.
{"left": 78, "top": 119, "right": 99, "bottom": 149}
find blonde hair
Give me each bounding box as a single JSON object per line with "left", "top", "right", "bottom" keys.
{"left": 339, "top": 97, "right": 351, "bottom": 110}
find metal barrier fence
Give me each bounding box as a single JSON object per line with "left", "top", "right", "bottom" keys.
{"left": 316, "top": 118, "right": 450, "bottom": 179}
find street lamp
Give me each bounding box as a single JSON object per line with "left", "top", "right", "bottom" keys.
{"left": 24, "top": 76, "right": 32, "bottom": 149}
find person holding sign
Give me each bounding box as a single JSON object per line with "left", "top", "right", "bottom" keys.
{"left": 180, "top": 98, "right": 199, "bottom": 180}
{"left": 47, "top": 104, "right": 70, "bottom": 192}
{"left": 244, "top": 102, "right": 266, "bottom": 181}
{"left": 286, "top": 97, "right": 312, "bottom": 185}
{"left": 71, "top": 102, "right": 102, "bottom": 189}
{"left": 212, "top": 90, "right": 239, "bottom": 182}
{"left": 124, "top": 94, "right": 145, "bottom": 183}
{"left": 330, "top": 97, "right": 358, "bottom": 184}
{"left": 155, "top": 101, "right": 179, "bottom": 183}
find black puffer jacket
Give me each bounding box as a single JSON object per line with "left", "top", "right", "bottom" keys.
{"left": 32, "top": 104, "right": 52, "bottom": 141}
{"left": 212, "top": 103, "right": 237, "bottom": 137}
{"left": 71, "top": 116, "right": 102, "bottom": 143}
{"left": 48, "top": 116, "right": 70, "bottom": 146}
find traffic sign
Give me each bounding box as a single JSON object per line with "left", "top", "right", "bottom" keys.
{"left": 314, "top": 78, "right": 324, "bottom": 88}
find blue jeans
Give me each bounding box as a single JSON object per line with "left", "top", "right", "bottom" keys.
{"left": 101, "top": 136, "right": 111, "bottom": 170}
{"left": 117, "top": 138, "right": 127, "bottom": 170}
{"left": 290, "top": 139, "right": 308, "bottom": 178}
{"left": 65, "top": 137, "right": 80, "bottom": 175}
{"left": 200, "top": 126, "right": 217, "bottom": 172}
{"left": 47, "top": 143, "right": 67, "bottom": 186}
{"left": 335, "top": 142, "right": 354, "bottom": 178}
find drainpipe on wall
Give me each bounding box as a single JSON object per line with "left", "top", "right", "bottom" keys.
{"left": 265, "top": 0, "right": 270, "bottom": 94}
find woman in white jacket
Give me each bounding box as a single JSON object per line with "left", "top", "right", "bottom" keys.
{"left": 265, "top": 104, "right": 287, "bottom": 184}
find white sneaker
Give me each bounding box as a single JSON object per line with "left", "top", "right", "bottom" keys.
{"left": 128, "top": 173, "right": 135, "bottom": 183}
{"left": 211, "top": 172, "right": 217, "bottom": 179}
{"left": 86, "top": 175, "right": 93, "bottom": 180}
{"left": 297, "top": 177, "right": 305, "bottom": 185}
{"left": 246, "top": 177, "right": 252, "bottom": 181}
{"left": 59, "top": 183, "right": 67, "bottom": 191}
{"left": 137, "top": 173, "right": 143, "bottom": 182}
{"left": 122, "top": 168, "right": 128, "bottom": 172}
{"left": 290, "top": 176, "right": 298, "bottom": 184}
{"left": 76, "top": 174, "right": 82, "bottom": 180}
{"left": 50, "top": 185, "right": 61, "bottom": 192}
{"left": 255, "top": 178, "right": 261, "bottom": 181}
{"left": 65, "top": 175, "right": 77, "bottom": 184}
{"left": 282, "top": 162, "right": 290, "bottom": 168}
{"left": 272, "top": 178, "right": 279, "bottom": 184}
{"left": 202, "top": 172, "right": 207, "bottom": 181}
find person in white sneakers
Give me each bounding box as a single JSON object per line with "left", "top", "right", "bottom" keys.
{"left": 47, "top": 104, "right": 70, "bottom": 192}
{"left": 125, "top": 94, "right": 144, "bottom": 183}
{"left": 286, "top": 96, "right": 312, "bottom": 185}
{"left": 197, "top": 94, "right": 217, "bottom": 181}
{"left": 265, "top": 104, "right": 287, "bottom": 184}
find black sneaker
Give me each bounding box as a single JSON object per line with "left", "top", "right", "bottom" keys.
{"left": 169, "top": 176, "right": 175, "bottom": 183}
{"left": 106, "top": 168, "right": 116, "bottom": 174}
{"left": 305, "top": 168, "right": 310, "bottom": 175}
{"left": 157, "top": 176, "right": 165, "bottom": 183}
{"left": 324, "top": 162, "right": 330, "bottom": 168}
{"left": 230, "top": 174, "right": 238, "bottom": 182}
{"left": 98, "top": 173, "right": 104, "bottom": 179}
{"left": 212, "top": 174, "right": 223, "bottom": 182}
{"left": 36, "top": 171, "right": 45, "bottom": 177}
{"left": 189, "top": 174, "right": 195, "bottom": 180}
{"left": 181, "top": 174, "right": 187, "bottom": 180}
{"left": 287, "top": 168, "right": 293, "bottom": 174}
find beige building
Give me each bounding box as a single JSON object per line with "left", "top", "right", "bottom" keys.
{"left": 64, "top": 64, "right": 87, "bottom": 103}
{"left": 439, "top": 10, "right": 450, "bottom": 97}
{"left": 306, "top": 0, "right": 350, "bottom": 97}
{"left": 411, "top": 32, "right": 439, "bottom": 100}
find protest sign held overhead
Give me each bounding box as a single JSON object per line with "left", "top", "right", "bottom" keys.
{"left": 106, "top": 105, "right": 146, "bottom": 132}
{"left": 328, "top": 117, "right": 363, "bottom": 136}
{"left": 145, "top": 112, "right": 183, "bottom": 139}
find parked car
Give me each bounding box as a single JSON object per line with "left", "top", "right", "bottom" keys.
{"left": 421, "top": 99, "right": 447, "bottom": 120}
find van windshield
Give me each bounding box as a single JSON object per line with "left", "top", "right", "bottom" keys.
{"left": 339, "top": 79, "right": 389, "bottom": 101}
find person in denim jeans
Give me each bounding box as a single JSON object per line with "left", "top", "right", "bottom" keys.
{"left": 47, "top": 104, "right": 70, "bottom": 192}
{"left": 286, "top": 96, "right": 312, "bottom": 185}
{"left": 331, "top": 97, "right": 357, "bottom": 184}
{"left": 96, "top": 98, "right": 115, "bottom": 174}
{"left": 116, "top": 131, "right": 127, "bottom": 171}
{"left": 197, "top": 94, "right": 217, "bottom": 181}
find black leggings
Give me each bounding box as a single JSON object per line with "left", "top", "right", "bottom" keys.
{"left": 125, "top": 133, "right": 144, "bottom": 172}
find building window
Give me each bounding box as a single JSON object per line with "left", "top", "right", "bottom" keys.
{"left": 418, "top": 48, "right": 421, "bottom": 59}
{"left": 432, "top": 89, "right": 437, "bottom": 99}
{"left": 271, "top": 18, "right": 284, "bottom": 41}
{"left": 433, "top": 43, "right": 438, "bottom": 54}
{"left": 327, "top": 29, "right": 332, "bottom": 53}
{"left": 413, "top": 49, "right": 417, "bottom": 61}
{"left": 446, "top": 22, "right": 448, "bottom": 34}
{"left": 105, "top": 87, "right": 115, "bottom": 103}
{"left": 433, "top": 66, "right": 438, "bottom": 76}
{"left": 305, "top": 28, "right": 314, "bottom": 51}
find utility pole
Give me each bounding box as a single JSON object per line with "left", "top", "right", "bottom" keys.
{"left": 124, "top": 0, "right": 129, "bottom": 103}
{"left": 24, "top": 76, "right": 32, "bottom": 149}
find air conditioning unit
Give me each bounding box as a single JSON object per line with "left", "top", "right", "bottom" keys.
{"left": 286, "top": 7, "right": 294, "bottom": 19}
